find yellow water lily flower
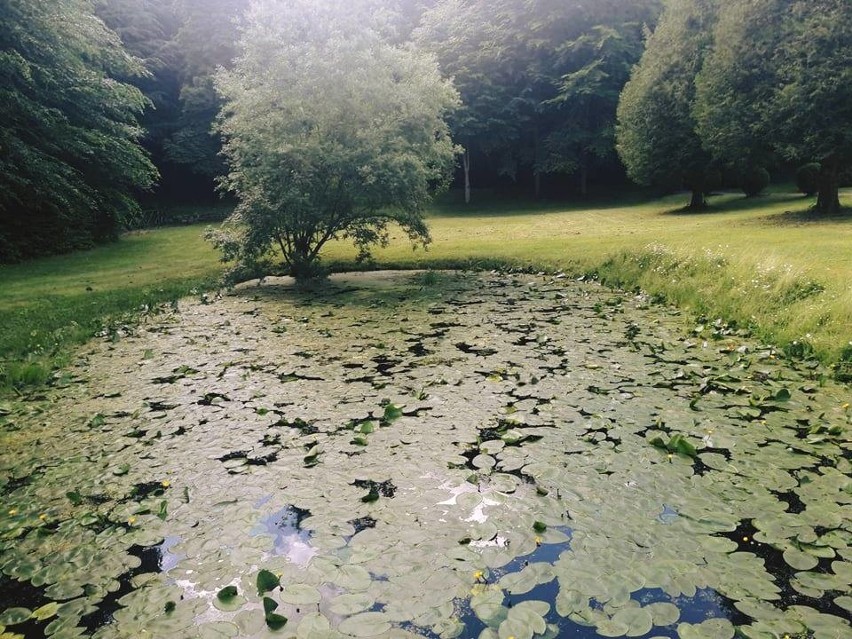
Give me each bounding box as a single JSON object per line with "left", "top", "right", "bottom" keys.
{"left": 39, "top": 514, "right": 47, "bottom": 521}
{"left": 7, "top": 509, "right": 17, "bottom": 516}
{"left": 534, "top": 536, "right": 542, "bottom": 546}
{"left": 843, "top": 403, "right": 850, "bottom": 411}
{"left": 128, "top": 516, "right": 137, "bottom": 525}
{"left": 161, "top": 480, "right": 171, "bottom": 488}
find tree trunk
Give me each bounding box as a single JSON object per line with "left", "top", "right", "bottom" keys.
{"left": 816, "top": 159, "right": 841, "bottom": 215}
{"left": 579, "top": 157, "right": 588, "bottom": 197}
{"left": 689, "top": 188, "right": 706, "bottom": 210}
{"left": 463, "top": 148, "right": 471, "bottom": 205}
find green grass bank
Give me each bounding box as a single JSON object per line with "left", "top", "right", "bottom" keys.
{"left": 1, "top": 188, "right": 850, "bottom": 390}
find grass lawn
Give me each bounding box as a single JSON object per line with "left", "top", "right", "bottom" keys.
{"left": 0, "top": 225, "right": 221, "bottom": 388}
{"left": 1, "top": 187, "right": 850, "bottom": 389}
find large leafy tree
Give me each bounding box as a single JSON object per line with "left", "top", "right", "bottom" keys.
{"left": 211, "top": 0, "right": 459, "bottom": 281}
{"left": 696, "top": 0, "right": 852, "bottom": 214}
{"left": 0, "top": 0, "right": 156, "bottom": 261}
{"left": 616, "top": 0, "right": 718, "bottom": 210}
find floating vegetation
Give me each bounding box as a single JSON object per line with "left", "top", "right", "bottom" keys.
{"left": 0, "top": 271, "right": 849, "bottom": 638}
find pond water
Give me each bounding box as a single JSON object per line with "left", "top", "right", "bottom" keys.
{"left": 0, "top": 271, "right": 849, "bottom": 639}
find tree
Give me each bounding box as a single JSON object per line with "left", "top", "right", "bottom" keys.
{"left": 416, "top": 0, "right": 530, "bottom": 202}
{"left": 696, "top": 0, "right": 851, "bottom": 215}
{"left": 542, "top": 0, "right": 662, "bottom": 196}
{"left": 0, "top": 0, "right": 156, "bottom": 261}
{"left": 211, "top": 0, "right": 459, "bottom": 281}
{"left": 616, "top": 0, "right": 718, "bottom": 210}
{"left": 418, "top": 0, "right": 661, "bottom": 202}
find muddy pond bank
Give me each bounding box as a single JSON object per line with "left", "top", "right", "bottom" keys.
{"left": 1, "top": 271, "right": 849, "bottom": 639}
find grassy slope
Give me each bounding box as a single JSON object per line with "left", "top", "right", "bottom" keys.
{"left": 1, "top": 188, "right": 850, "bottom": 388}
{"left": 0, "top": 226, "right": 221, "bottom": 387}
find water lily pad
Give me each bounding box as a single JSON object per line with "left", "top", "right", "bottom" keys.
{"left": 596, "top": 619, "right": 630, "bottom": 637}
{"left": 335, "top": 565, "right": 372, "bottom": 591}
{"left": 31, "top": 602, "right": 59, "bottom": 621}
{"left": 833, "top": 595, "right": 852, "bottom": 614}
{"left": 217, "top": 586, "right": 238, "bottom": 602}
{"left": 783, "top": 548, "right": 819, "bottom": 571}
{"left": 280, "top": 584, "right": 321, "bottom": 606}
{"left": 677, "top": 619, "right": 735, "bottom": 639}
{"left": 612, "top": 607, "right": 653, "bottom": 637}
{"left": 257, "top": 569, "right": 280, "bottom": 595}
{"left": 499, "top": 563, "right": 553, "bottom": 595}
{"left": 337, "top": 612, "right": 391, "bottom": 637}
{"left": 297, "top": 613, "right": 332, "bottom": 638}
{"left": 473, "top": 455, "right": 495, "bottom": 470}
{"left": 471, "top": 588, "right": 506, "bottom": 625}
{"left": 499, "top": 612, "right": 544, "bottom": 639}
{"left": 0, "top": 609, "right": 31, "bottom": 626}
{"left": 328, "top": 593, "right": 374, "bottom": 616}
{"left": 265, "top": 612, "right": 288, "bottom": 631}
{"left": 646, "top": 602, "right": 680, "bottom": 626}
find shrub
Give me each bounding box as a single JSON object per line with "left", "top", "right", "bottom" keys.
{"left": 741, "top": 166, "right": 770, "bottom": 197}
{"left": 796, "top": 163, "right": 820, "bottom": 196}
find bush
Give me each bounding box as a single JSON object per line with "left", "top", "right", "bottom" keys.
{"left": 741, "top": 166, "right": 770, "bottom": 197}
{"left": 796, "top": 163, "right": 820, "bottom": 196}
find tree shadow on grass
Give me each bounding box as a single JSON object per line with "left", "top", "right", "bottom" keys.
{"left": 759, "top": 207, "right": 852, "bottom": 227}
{"left": 660, "top": 191, "right": 808, "bottom": 217}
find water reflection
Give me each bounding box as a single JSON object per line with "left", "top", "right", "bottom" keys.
{"left": 252, "top": 504, "right": 316, "bottom": 567}
{"left": 448, "top": 524, "right": 749, "bottom": 639}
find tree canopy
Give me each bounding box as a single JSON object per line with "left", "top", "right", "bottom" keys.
{"left": 418, "top": 0, "right": 661, "bottom": 201}
{"left": 696, "top": 0, "right": 852, "bottom": 214}
{"left": 0, "top": 0, "right": 156, "bottom": 261}
{"left": 210, "top": 0, "right": 459, "bottom": 281}
{"left": 616, "top": 0, "right": 717, "bottom": 210}
{"left": 1, "top": 0, "right": 849, "bottom": 264}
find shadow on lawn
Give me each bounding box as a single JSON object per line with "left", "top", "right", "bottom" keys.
{"left": 760, "top": 207, "right": 852, "bottom": 227}
{"left": 660, "top": 191, "right": 807, "bottom": 217}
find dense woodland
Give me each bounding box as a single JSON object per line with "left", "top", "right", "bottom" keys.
{"left": 1, "top": 0, "right": 849, "bottom": 262}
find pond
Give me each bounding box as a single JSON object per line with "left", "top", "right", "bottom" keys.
{"left": 0, "top": 271, "right": 849, "bottom": 639}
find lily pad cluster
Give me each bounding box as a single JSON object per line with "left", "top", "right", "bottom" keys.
{"left": 0, "top": 271, "right": 848, "bottom": 639}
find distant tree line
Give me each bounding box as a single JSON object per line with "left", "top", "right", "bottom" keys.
{"left": 1, "top": 0, "right": 849, "bottom": 261}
